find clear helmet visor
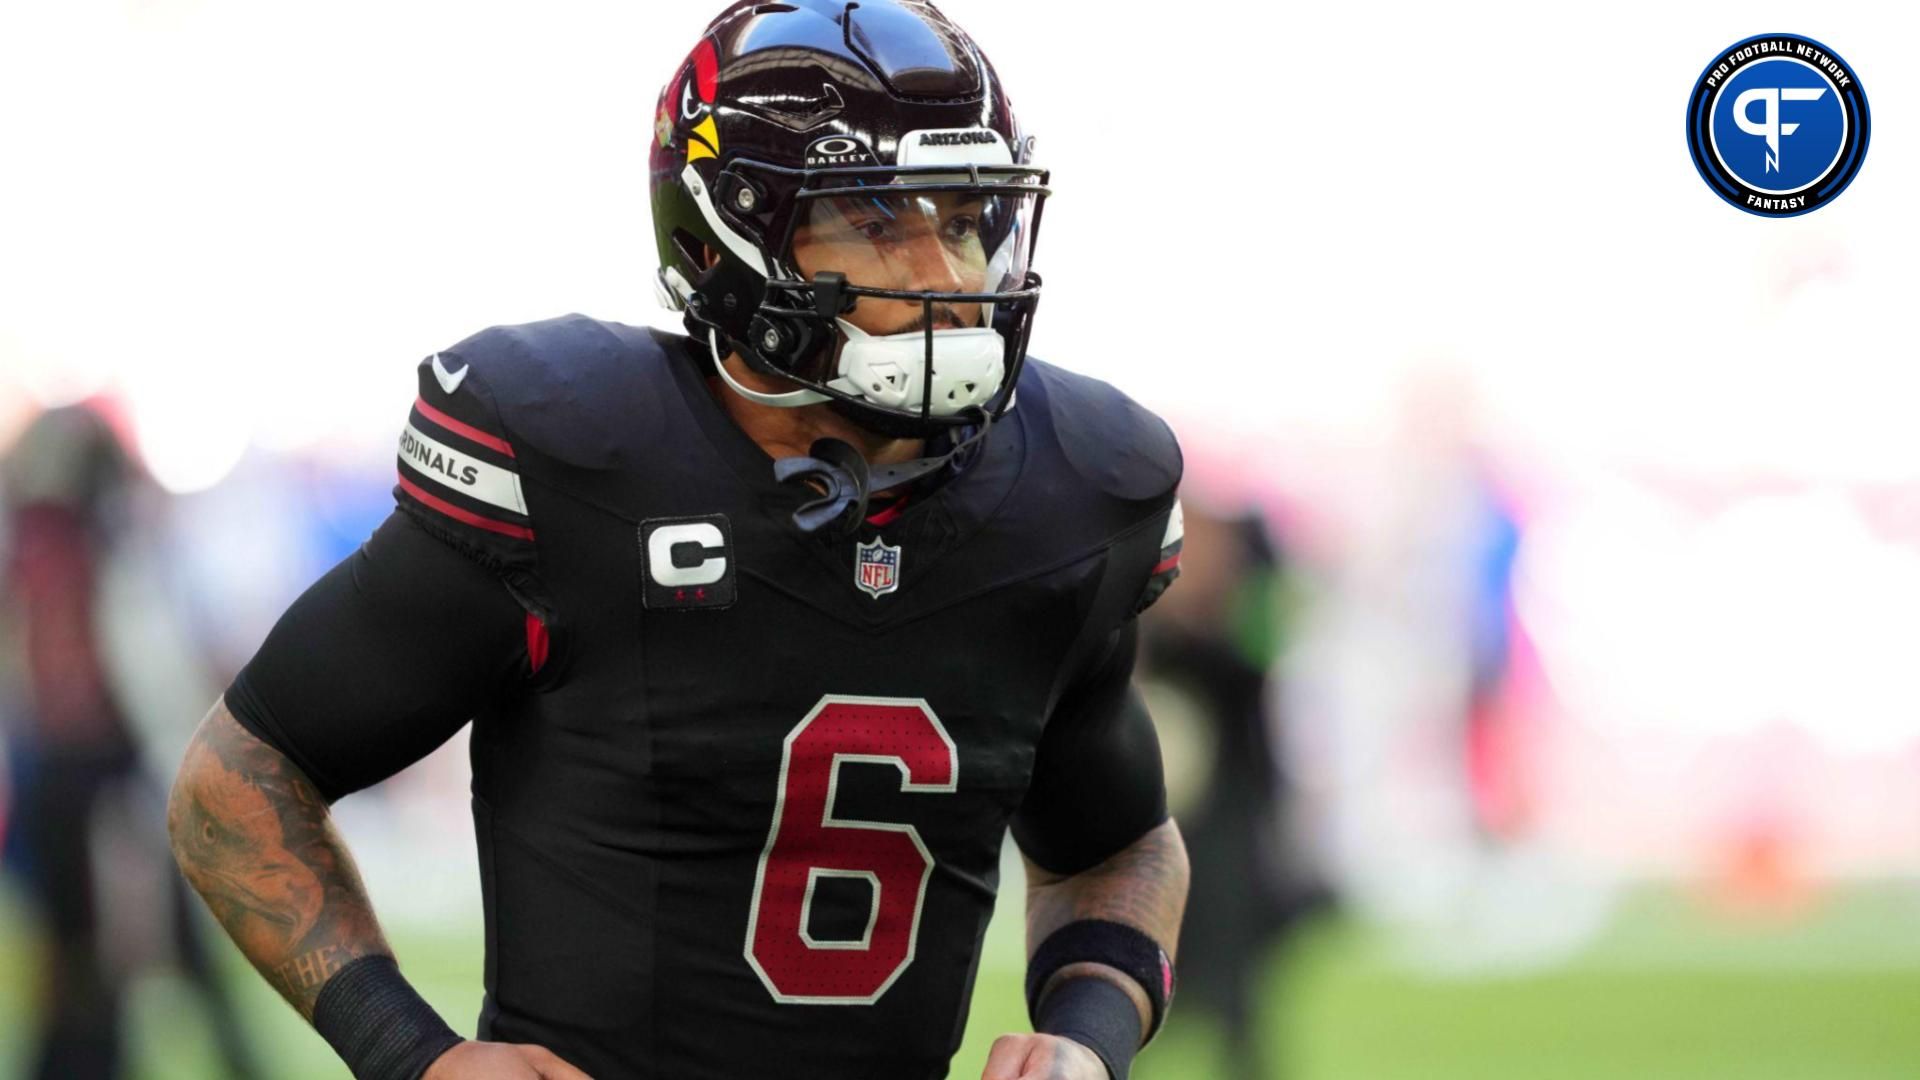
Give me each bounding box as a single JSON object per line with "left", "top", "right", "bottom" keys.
{"left": 777, "top": 186, "right": 1039, "bottom": 419}
{"left": 790, "top": 188, "right": 1038, "bottom": 319}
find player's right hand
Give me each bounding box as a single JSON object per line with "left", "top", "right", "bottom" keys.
{"left": 979, "top": 1033, "right": 1108, "bottom": 1080}
{"left": 422, "top": 1040, "right": 595, "bottom": 1080}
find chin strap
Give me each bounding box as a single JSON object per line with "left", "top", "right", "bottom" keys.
{"left": 709, "top": 328, "right": 831, "bottom": 408}
{"left": 772, "top": 411, "right": 995, "bottom": 538}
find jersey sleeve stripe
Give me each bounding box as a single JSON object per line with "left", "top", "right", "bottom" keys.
{"left": 1161, "top": 499, "right": 1185, "bottom": 547}
{"left": 397, "top": 473, "right": 536, "bottom": 541}
{"left": 414, "top": 395, "right": 516, "bottom": 458}
{"left": 399, "top": 421, "right": 529, "bottom": 515}
{"left": 1135, "top": 502, "right": 1184, "bottom": 614}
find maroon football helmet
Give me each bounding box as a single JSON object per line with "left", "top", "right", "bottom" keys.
{"left": 650, "top": 0, "right": 1048, "bottom": 438}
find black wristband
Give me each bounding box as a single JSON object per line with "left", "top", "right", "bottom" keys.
{"left": 1036, "top": 975, "right": 1140, "bottom": 1080}
{"left": 1025, "top": 919, "right": 1175, "bottom": 1043}
{"left": 312, "top": 955, "right": 464, "bottom": 1080}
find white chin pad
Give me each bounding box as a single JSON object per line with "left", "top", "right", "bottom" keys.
{"left": 832, "top": 322, "right": 1006, "bottom": 418}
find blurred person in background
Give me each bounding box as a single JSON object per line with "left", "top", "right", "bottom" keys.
{"left": 1136, "top": 503, "right": 1325, "bottom": 1080}
{"left": 0, "top": 404, "right": 259, "bottom": 1080}
{"left": 1290, "top": 369, "right": 1537, "bottom": 926}
{"left": 1458, "top": 466, "right": 1525, "bottom": 845}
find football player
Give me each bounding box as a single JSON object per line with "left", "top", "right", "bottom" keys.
{"left": 167, "top": 3, "right": 1188, "bottom": 1078}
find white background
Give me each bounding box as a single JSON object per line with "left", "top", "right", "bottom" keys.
{"left": 3, "top": 1, "right": 1911, "bottom": 484}
{"left": 3, "top": 1, "right": 1918, "bottom": 875}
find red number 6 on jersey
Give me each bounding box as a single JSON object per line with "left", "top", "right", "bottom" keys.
{"left": 744, "top": 695, "right": 957, "bottom": 1004}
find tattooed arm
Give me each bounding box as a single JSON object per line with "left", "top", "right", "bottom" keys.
{"left": 1023, "top": 819, "right": 1190, "bottom": 1038}
{"left": 989, "top": 612, "right": 1188, "bottom": 1079}
{"left": 167, "top": 511, "right": 593, "bottom": 1078}
{"left": 167, "top": 512, "right": 528, "bottom": 1019}
{"left": 166, "top": 696, "right": 389, "bottom": 1019}
{"left": 981, "top": 821, "right": 1189, "bottom": 1080}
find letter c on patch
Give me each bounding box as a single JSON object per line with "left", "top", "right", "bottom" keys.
{"left": 647, "top": 522, "right": 727, "bottom": 587}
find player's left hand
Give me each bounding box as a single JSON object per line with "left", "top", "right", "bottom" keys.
{"left": 979, "top": 1033, "right": 1108, "bottom": 1080}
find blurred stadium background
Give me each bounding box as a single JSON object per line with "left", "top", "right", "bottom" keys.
{"left": 4, "top": 0, "right": 1919, "bottom": 1076}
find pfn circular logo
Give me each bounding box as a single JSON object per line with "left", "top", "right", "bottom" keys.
{"left": 1686, "top": 34, "right": 1869, "bottom": 217}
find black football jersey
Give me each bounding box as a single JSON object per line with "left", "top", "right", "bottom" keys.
{"left": 231, "top": 315, "right": 1182, "bottom": 1078}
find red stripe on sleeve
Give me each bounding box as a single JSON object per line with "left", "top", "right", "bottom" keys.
{"left": 414, "top": 396, "right": 516, "bottom": 458}
{"left": 397, "top": 474, "right": 536, "bottom": 541}
{"left": 1151, "top": 553, "right": 1182, "bottom": 576}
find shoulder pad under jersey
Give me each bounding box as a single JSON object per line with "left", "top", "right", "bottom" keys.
{"left": 432, "top": 314, "right": 678, "bottom": 472}
{"left": 1023, "top": 358, "right": 1182, "bottom": 504}
{"left": 1014, "top": 358, "right": 1185, "bottom": 616}
{"left": 394, "top": 341, "right": 537, "bottom": 575}
{"left": 392, "top": 315, "right": 675, "bottom": 572}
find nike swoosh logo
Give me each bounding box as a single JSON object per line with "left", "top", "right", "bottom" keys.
{"left": 431, "top": 353, "right": 469, "bottom": 395}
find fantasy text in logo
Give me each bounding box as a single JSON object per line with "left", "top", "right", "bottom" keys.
{"left": 1685, "top": 34, "right": 1869, "bottom": 217}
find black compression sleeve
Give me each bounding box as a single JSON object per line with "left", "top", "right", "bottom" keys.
{"left": 1011, "top": 619, "right": 1169, "bottom": 876}
{"left": 1035, "top": 976, "right": 1138, "bottom": 1080}
{"left": 226, "top": 511, "right": 527, "bottom": 802}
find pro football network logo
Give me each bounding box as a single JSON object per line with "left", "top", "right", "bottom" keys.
{"left": 1686, "top": 34, "right": 1869, "bottom": 217}
{"left": 855, "top": 538, "right": 901, "bottom": 599}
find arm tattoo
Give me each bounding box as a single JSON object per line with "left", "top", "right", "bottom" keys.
{"left": 168, "top": 698, "right": 390, "bottom": 1018}
{"left": 1024, "top": 819, "right": 1189, "bottom": 952}
{"left": 1024, "top": 818, "right": 1190, "bottom": 1040}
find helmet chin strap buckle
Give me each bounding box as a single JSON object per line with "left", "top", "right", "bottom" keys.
{"left": 813, "top": 271, "right": 851, "bottom": 319}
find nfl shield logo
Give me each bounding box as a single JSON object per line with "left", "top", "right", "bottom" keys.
{"left": 855, "top": 537, "right": 902, "bottom": 598}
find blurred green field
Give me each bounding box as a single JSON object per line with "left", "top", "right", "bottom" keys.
{"left": 3, "top": 882, "right": 1919, "bottom": 1079}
